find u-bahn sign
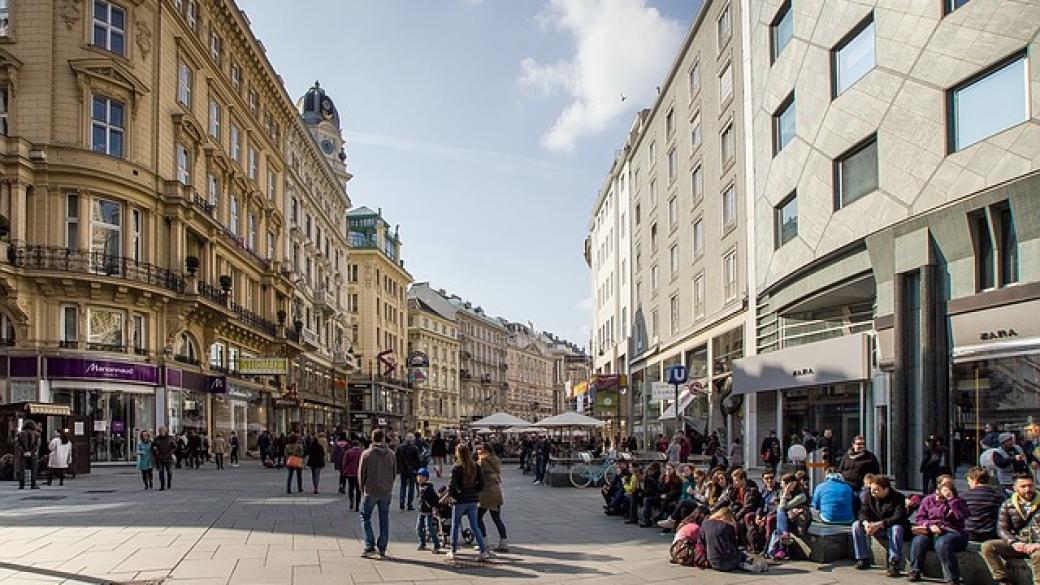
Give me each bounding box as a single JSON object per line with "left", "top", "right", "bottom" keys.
{"left": 406, "top": 351, "right": 430, "bottom": 368}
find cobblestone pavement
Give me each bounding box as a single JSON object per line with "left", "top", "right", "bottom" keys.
{"left": 0, "top": 462, "right": 902, "bottom": 585}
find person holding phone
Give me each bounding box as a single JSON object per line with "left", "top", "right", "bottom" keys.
{"left": 908, "top": 479, "right": 968, "bottom": 583}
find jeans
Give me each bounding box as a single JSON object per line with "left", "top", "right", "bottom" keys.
{"left": 451, "top": 502, "right": 487, "bottom": 553}
{"left": 230, "top": 447, "right": 239, "bottom": 465}
{"left": 640, "top": 498, "right": 658, "bottom": 525}
{"left": 535, "top": 455, "right": 548, "bottom": 482}
{"left": 417, "top": 513, "right": 440, "bottom": 549}
{"left": 910, "top": 532, "right": 967, "bottom": 581}
{"left": 286, "top": 467, "right": 302, "bottom": 493}
{"left": 215, "top": 454, "right": 224, "bottom": 470}
{"left": 157, "top": 462, "right": 172, "bottom": 489}
{"left": 852, "top": 520, "right": 904, "bottom": 564}
{"left": 18, "top": 456, "right": 38, "bottom": 488}
{"left": 767, "top": 508, "right": 792, "bottom": 555}
{"left": 311, "top": 467, "right": 322, "bottom": 492}
{"left": 347, "top": 476, "right": 361, "bottom": 509}
{"left": 399, "top": 472, "right": 416, "bottom": 507}
{"left": 477, "top": 507, "right": 507, "bottom": 539}
{"left": 361, "top": 495, "right": 391, "bottom": 553}
{"left": 140, "top": 469, "right": 153, "bottom": 489}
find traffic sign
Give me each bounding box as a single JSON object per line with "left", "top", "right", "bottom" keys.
{"left": 666, "top": 365, "right": 688, "bottom": 385}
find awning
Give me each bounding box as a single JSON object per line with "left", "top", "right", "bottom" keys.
{"left": 732, "top": 332, "right": 869, "bottom": 395}
{"left": 4, "top": 402, "right": 73, "bottom": 416}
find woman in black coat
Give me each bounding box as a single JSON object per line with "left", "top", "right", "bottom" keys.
{"left": 307, "top": 437, "right": 326, "bottom": 495}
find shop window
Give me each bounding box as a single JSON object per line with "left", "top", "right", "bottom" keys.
{"left": 948, "top": 53, "right": 1027, "bottom": 152}
{"left": 87, "top": 307, "right": 124, "bottom": 351}
{"left": 832, "top": 14, "right": 875, "bottom": 97}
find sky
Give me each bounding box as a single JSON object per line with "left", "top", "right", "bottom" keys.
{"left": 238, "top": 0, "right": 703, "bottom": 347}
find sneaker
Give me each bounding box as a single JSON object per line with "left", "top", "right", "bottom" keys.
{"left": 445, "top": 551, "right": 456, "bottom": 562}
{"left": 494, "top": 542, "right": 509, "bottom": 553}
{"left": 532, "top": 480, "right": 540, "bottom": 485}
{"left": 855, "top": 559, "right": 872, "bottom": 570}
{"left": 378, "top": 550, "right": 387, "bottom": 560}
{"left": 361, "top": 548, "right": 377, "bottom": 558}
{"left": 907, "top": 571, "right": 922, "bottom": 582}
{"left": 773, "top": 550, "right": 787, "bottom": 560}
{"left": 657, "top": 518, "right": 676, "bottom": 529}
{"left": 739, "top": 560, "right": 768, "bottom": 573}
{"left": 417, "top": 544, "right": 428, "bottom": 551}
{"left": 478, "top": 551, "right": 491, "bottom": 562}
{"left": 886, "top": 563, "right": 901, "bottom": 578}
{"left": 432, "top": 547, "right": 443, "bottom": 554}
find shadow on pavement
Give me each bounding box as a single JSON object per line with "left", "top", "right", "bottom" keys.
{"left": 0, "top": 561, "right": 113, "bottom": 584}
{"left": 506, "top": 545, "right": 623, "bottom": 562}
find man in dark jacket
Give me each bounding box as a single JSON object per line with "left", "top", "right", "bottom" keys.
{"left": 982, "top": 474, "right": 1040, "bottom": 585}
{"left": 713, "top": 468, "right": 763, "bottom": 548}
{"left": 533, "top": 437, "right": 552, "bottom": 485}
{"left": 186, "top": 430, "right": 202, "bottom": 469}
{"left": 152, "top": 426, "right": 177, "bottom": 490}
{"left": 839, "top": 435, "right": 881, "bottom": 493}
{"left": 760, "top": 431, "right": 781, "bottom": 474}
{"left": 818, "top": 428, "right": 835, "bottom": 467}
{"left": 963, "top": 466, "right": 1007, "bottom": 542}
{"left": 430, "top": 432, "right": 448, "bottom": 477}
{"left": 15, "top": 420, "right": 41, "bottom": 489}
{"left": 852, "top": 476, "right": 907, "bottom": 576}
{"left": 395, "top": 433, "right": 421, "bottom": 510}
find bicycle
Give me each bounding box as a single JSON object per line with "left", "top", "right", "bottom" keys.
{"left": 569, "top": 451, "right": 618, "bottom": 488}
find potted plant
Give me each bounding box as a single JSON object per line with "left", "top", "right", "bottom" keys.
{"left": 277, "top": 309, "right": 287, "bottom": 325}
{"left": 293, "top": 319, "right": 304, "bottom": 334}
{"left": 185, "top": 255, "right": 200, "bottom": 276}
{"left": 218, "top": 274, "right": 232, "bottom": 293}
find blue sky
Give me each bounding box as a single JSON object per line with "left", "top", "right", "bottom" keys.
{"left": 238, "top": 0, "right": 702, "bottom": 347}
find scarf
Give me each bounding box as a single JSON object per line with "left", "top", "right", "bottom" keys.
{"left": 1012, "top": 492, "right": 1040, "bottom": 543}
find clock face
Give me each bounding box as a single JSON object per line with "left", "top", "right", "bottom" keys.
{"left": 320, "top": 139, "right": 335, "bottom": 155}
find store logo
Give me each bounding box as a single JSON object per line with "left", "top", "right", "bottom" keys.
{"left": 792, "top": 368, "right": 815, "bottom": 377}
{"left": 85, "top": 363, "right": 134, "bottom": 376}
{"left": 980, "top": 329, "right": 1018, "bottom": 341}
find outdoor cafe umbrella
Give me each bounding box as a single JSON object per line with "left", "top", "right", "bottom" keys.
{"left": 535, "top": 411, "right": 606, "bottom": 428}
{"left": 471, "top": 412, "right": 532, "bottom": 429}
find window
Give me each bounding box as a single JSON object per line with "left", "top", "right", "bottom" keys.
{"left": 721, "top": 122, "right": 735, "bottom": 164}
{"left": 650, "top": 222, "right": 658, "bottom": 249}
{"left": 176, "top": 143, "right": 190, "bottom": 184}
{"left": 670, "top": 294, "right": 680, "bottom": 334}
{"left": 998, "top": 205, "right": 1019, "bottom": 287}
{"left": 723, "top": 249, "right": 737, "bottom": 301}
{"left": 649, "top": 141, "right": 657, "bottom": 167}
{"left": 182, "top": 0, "right": 197, "bottom": 30}
{"left": 833, "top": 15, "right": 875, "bottom": 96}
{"left": 88, "top": 308, "right": 124, "bottom": 350}
{"left": 949, "top": 54, "right": 1027, "bottom": 152}
{"left": 651, "top": 309, "right": 659, "bottom": 340}
{"left": 177, "top": 61, "right": 192, "bottom": 107}
{"left": 208, "top": 99, "right": 221, "bottom": 139}
{"left": 692, "top": 218, "right": 703, "bottom": 257}
{"left": 667, "top": 148, "right": 678, "bottom": 182}
{"left": 668, "top": 196, "right": 678, "bottom": 229}
{"left": 291, "top": 197, "right": 298, "bottom": 223}
{"left": 210, "top": 342, "right": 225, "bottom": 368}
{"left": 834, "top": 135, "right": 878, "bottom": 209}
{"left": 689, "top": 61, "right": 701, "bottom": 97}
{"left": 209, "top": 31, "right": 223, "bottom": 65}
{"left": 267, "top": 169, "right": 277, "bottom": 200}
{"left": 774, "top": 192, "right": 798, "bottom": 248}
{"left": 651, "top": 264, "right": 659, "bottom": 292}
{"left": 722, "top": 184, "right": 737, "bottom": 230}
{"left": 650, "top": 178, "right": 658, "bottom": 207}
{"left": 91, "top": 199, "right": 121, "bottom": 264}
{"left": 247, "top": 213, "right": 256, "bottom": 250}
{"left": 230, "top": 62, "right": 242, "bottom": 92}
{"left": 669, "top": 244, "right": 679, "bottom": 277}
{"left": 719, "top": 62, "right": 733, "bottom": 106}
{"left": 773, "top": 93, "right": 795, "bottom": 154}
{"left": 690, "top": 114, "right": 702, "bottom": 149}
{"left": 973, "top": 210, "right": 995, "bottom": 291}
{"left": 91, "top": 96, "right": 124, "bottom": 157}
{"left": 693, "top": 274, "right": 705, "bottom": 320}
{"left": 665, "top": 108, "right": 675, "bottom": 137}
{"left": 944, "top": 0, "right": 970, "bottom": 14}
{"left": 0, "top": 0, "right": 9, "bottom": 37}
{"left": 717, "top": 3, "right": 732, "bottom": 50}
{"left": 66, "top": 194, "right": 80, "bottom": 250}
{"left": 61, "top": 306, "right": 79, "bottom": 345}
{"left": 771, "top": 0, "right": 793, "bottom": 62}
{"left": 92, "top": 0, "right": 126, "bottom": 56}
{"left": 131, "top": 208, "right": 141, "bottom": 262}
{"left": 248, "top": 88, "right": 259, "bottom": 118}
{"left": 691, "top": 165, "right": 703, "bottom": 203}
{"left": 248, "top": 147, "right": 258, "bottom": 179}
{"left": 132, "top": 314, "right": 145, "bottom": 353}
{"left": 229, "top": 196, "right": 239, "bottom": 235}
{"left": 0, "top": 87, "right": 8, "bottom": 135}
{"left": 267, "top": 232, "right": 274, "bottom": 260}
{"left": 207, "top": 173, "right": 219, "bottom": 208}
{"left": 230, "top": 123, "right": 240, "bottom": 162}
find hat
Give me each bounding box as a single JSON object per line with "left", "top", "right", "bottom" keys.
{"left": 999, "top": 432, "right": 1015, "bottom": 443}
{"left": 416, "top": 467, "right": 430, "bottom": 478}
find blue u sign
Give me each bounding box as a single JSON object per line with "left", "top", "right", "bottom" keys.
{"left": 666, "top": 365, "right": 687, "bottom": 385}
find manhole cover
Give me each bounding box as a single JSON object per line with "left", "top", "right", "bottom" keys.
{"left": 21, "top": 495, "right": 67, "bottom": 501}
{"left": 85, "top": 490, "right": 117, "bottom": 494}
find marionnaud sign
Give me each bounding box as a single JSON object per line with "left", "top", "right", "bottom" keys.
{"left": 46, "top": 357, "right": 159, "bottom": 385}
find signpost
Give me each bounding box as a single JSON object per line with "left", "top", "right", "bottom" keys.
{"left": 666, "top": 365, "right": 688, "bottom": 432}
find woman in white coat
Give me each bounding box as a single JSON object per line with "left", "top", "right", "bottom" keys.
{"left": 47, "top": 431, "right": 72, "bottom": 486}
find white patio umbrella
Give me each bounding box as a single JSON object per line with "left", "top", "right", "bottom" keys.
{"left": 535, "top": 411, "right": 607, "bottom": 428}
{"left": 470, "top": 412, "right": 532, "bottom": 429}
{"left": 505, "top": 426, "right": 547, "bottom": 434}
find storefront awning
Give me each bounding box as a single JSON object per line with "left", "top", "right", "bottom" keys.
{"left": 950, "top": 298, "right": 1040, "bottom": 364}
{"left": 732, "top": 332, "right": 869, "bottom": 395}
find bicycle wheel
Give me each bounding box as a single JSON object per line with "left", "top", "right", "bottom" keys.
{"left": 569, "top": 463, "right": 592, "bottom": 488}
{"left": 602, "top": 464, "right": 617, "bottom": 486}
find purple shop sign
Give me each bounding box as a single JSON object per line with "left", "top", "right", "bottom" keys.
{"left": 111, "top": 420, "right": 125, "bottom": 433}
{"left": 10, "top": 356, "right": 39, "bottom": 378}
{"left": 46, "top": 357, "right": 159, "bottom": 385}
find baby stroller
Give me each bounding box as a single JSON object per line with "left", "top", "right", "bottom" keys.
{"left": 436, "top": 487, "right": 474, "bottom": 546}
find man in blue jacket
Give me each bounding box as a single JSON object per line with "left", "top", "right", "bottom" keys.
{"left": 812, "top": 469, "right": 855, "bottom": 524}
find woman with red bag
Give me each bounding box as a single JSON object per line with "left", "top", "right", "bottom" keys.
{"left": 285, "top": 434, "right": 305, "bottom": 494}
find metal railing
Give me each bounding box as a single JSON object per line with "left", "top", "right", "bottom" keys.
{"left": 195, "top": 281, "right": 277, "bottom": 337}
{"left": 7, "top": 246, "right": 186, "bottom": 294}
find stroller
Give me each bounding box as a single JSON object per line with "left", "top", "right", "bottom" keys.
{"left": 435, "top": 487, "right": 474, "bottom": 546}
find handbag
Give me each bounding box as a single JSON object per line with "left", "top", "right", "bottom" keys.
{"left": 286, "top": 455, "right": 304, "bottom": 469}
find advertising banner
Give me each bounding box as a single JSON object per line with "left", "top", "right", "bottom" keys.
{"left": 238, "top": 357, "right": 288, "bottom": 375}
{"left": 46, "top": 357, "right": 158, "bottom": 385}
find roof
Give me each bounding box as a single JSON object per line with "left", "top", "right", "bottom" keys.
{"left": 296, "top": 80, "right": 342, "bottom": 129}
{"left": 347, "top": 206, "right": 378, "bottom": 217}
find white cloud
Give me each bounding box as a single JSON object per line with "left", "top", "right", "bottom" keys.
{"left": 519, "top": 0, "right": 685, "bottom": 152}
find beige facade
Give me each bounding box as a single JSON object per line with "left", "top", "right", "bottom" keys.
{"left": 346, "top": 206, "right": 413, "bottom": 436}
{"left": 504, "top": 322, "right": 555, "bottom": 422}
{"left": 406, "top": 296, "right": 459, "bottom": 433}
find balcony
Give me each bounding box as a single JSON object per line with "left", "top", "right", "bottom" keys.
{"left": 6, "top": 246, "right": 186, "bottom": 295}
{"left": 220, "top": 228, "right": 272, "bottom": 272}
{"left": 194, "top": 281, "right": 277, "bottom": 337}
{"left": 314, "top": 288, "right": 336, "bottom": 314}
{"left": 300, "top": 327, "right": 321, "bottom": 349}
{"left": 173, "top": 354, "right": 201, "bottom": 366}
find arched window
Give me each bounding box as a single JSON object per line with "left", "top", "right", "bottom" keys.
{"left": 0, "top": 312, "right": 14, "bottom": 345}
{"left": 176, "top": 332, "right": 199, "bottom": 363}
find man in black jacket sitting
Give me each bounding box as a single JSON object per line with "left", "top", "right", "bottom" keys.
{"left": 852, "top": 476, "right": 907, "bottom": 577}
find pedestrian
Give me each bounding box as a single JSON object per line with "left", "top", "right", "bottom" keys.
{"left": 446, "top": 443, "right": 489, "bottom": 562}
{"left": 211, "top": 433, "right": 228, "bottom": 470}
{"left": 274, "top": 432, "right": 287, "bottom": 468}
{"left": 533, "top": 435, "right": 552, "bottom": 486}
{"left": 477, "top": 442, "right": 509, "bottom": 553}
{"left": 699, "top": 507, "right": 768, "bottom": 573}
{"left": 852, "top": 475, "right": 907, "bottom": 576}
{"left": 15, "top": 420, "right": 41, "bottom": 490}
{"left": 728, "top": 438, "right": 743, "bottom": 469}
{"left": 665, "top": 436, "right": 681, "bottom": 464}
{"left": 818, "top": 428, "right": 835, "bottom": 467}
{"left": 981, "top": 473, "right": 1040, "bottom": 585}
{"left": 839, "top": 435, "right": 881, "bottom": 494}
{"left": 343, "top": 440, "right": 363, "bottom": 510}
{"left": 359, "top": 428, "right": 396, "bottom": 559}
{"left": 229, "top": 431, "right": 240, "bottom": 467}
{"left": 317, "top": 432, "right": 331, "bottom": 464}
{"left": 137, "top": 430, "right": 155, "bottom": 490}
{"left": 415, "top": 467, "right": 441, "bottom": 552}
{"left": 284, "top": 434, "right": 305, "bottom": 494}
{"left": 307, "top": 432, "right": 326, "bottom": 494}
{"left": 920, "top": 434, "right": 952, "bottom": 494}
{"left": 992, "top": 433, "right": 1029, "bottom": 492}
{"left": 431, "top": 432, "right": 448, "bottom": 478}
{"left": 258, "top": 430, "right": 272, "bottom": 465}
{"left": 46, "top": 431, "right": 71, "bottom": 486}
{"left": 175, "top": 431, "right": 187, "bottom": 469}
{"left": 153, "top": 426, "right": 176, "bottom": 490}
{"left": 186, "top": 429, "right": 202, "bottom": 469}
{"left": 908, "top": 481, "right": 969, "bottom": 583}
{"left": 760, "top": 430, "right": 781, "bottom": 475}
{"left": 396, "top": 433, "right": 421, "bottom": 510}
{"left": 332, "top": 433, "right": 349, "bottom": 494}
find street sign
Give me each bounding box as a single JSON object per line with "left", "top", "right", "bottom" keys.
{"left": 666, "top": 365, "right": 688, "bottom": 385}
{"left": 651, "top": 382, "right": 674, "bottom": 401}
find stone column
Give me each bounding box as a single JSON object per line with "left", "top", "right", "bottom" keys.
{"left": 891, "top": 272, "right": 908, "bottom": 489}
{"left": 8, "top": 180, "right": 27, "bottom": 245}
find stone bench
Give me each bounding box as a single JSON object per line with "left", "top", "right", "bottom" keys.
{"left": 804, "top": 523, "right": 853, "bottom": 563}
{"left": 870, "top": 538, "right": 1032, "bottom": 585}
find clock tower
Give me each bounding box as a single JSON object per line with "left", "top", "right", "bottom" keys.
{"left": 296, "top": 81, "right": 351, "bottom": 186}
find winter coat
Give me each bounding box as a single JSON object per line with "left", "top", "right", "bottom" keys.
{"left": 284, "top": 442, "right": 305, "bottom": 459}
{"left": 813, "top": 476, "right": 855, "bottom": 523}
{"left": 993, "top": 446, "right": 1029, "bottom": 487}
{"left": 839, "top": 449, "right": 881, "bottom": 491}
{"left": 307, "top": 440, "right": 326, "bottom": 468}
{"left": 152, "top": 435, "right": 177, "bottom": 464}
{"left": 963, "top": 485, "right": 1006, "bottom": 539}
{"left": 777, "top": 490, "right": 811, "bottom": 535}
{"left": 431, "top": 437, "right": 448, "bottom": 458}
{"left": 449, "top": 462, "right": 484, "bottom": 504}
{"left": 659, "top": 474, "right": 682, "bottom": 504}
{"left": 914, "top": 494, "right": 968, "bottom": 536}
{"left": 359, "top": 443, "right": 396, "bottom": 497}
{"left": 860, "top": 487, "right": 908, "bottom": 528}
{"left": 332, "top": 440, "right": 348, "bottom": 470}
{"left": 396, "top": 442, "right": 421, "bottom": 474}
{"left": 136, "top": 440, "right": 154, "bottom": 470}
{"left": 342, "top": 446, "right": 362, "bottom": 477}
{"left": 419, "top": 482, "right": 439, "bottom": 514}
{"left": 997, "top": 493, "right": 1040, "bottom": 544}
{"left": 715, "top": 480, "right": 763, "bottom": 520}
{"left": 47, "top": 438, "right": 71, "bottom": 470}
{"left": 478, "top": 454, "right": 503, "bottom": 511}
{"left": 210, "top": 437, "right": 229, "bottom": 455}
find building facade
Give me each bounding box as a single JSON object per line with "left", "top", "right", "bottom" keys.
{"left": 406, "top": 295, "right": 460, "bottom": 433}
{"left": 504, "top": 322, "right": 555, "bottom": 422}
{"left": 346, "top": 206, "right": 413, "bottom": 437}
{"left": 733, "top": 0, "right": 1040, "bottom": 487}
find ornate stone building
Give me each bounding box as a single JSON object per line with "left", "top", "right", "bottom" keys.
{"left": 406, "top": 294, "right": 459, "bottom": 434}
{"left": 503, "top": 322, "right": 555, "bottom": 422}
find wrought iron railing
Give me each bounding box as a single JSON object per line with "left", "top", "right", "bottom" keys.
{"left": 194, "top": 281, "right": 277, "bottom": 337}
{"left": 7, "top": 246, "right": 186, "bottom": 294}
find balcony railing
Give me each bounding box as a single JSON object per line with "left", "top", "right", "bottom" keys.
{"left": 313, "top": 289, "right": 335, "bottom": 313}
{"left": 197, "top": 281, "right": 226, "bottom": 304}
{"left": 221, "top": 228, "right": 272, "bottom": 272}
{"left": 173, "top": 354, "right": 200, "bottom": 366}
{"left": 192, "top": 194, "right": 217, "bottom": 218}
{"left": 195, "top": 281, "right": 277, "bottom": 337}
{"left": 300, "top": 327, "right": 320, "bottom": 348}
{"left": 7, "top": 246, "right": 186, "bottom": 294}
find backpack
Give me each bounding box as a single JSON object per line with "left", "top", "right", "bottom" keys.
{"left": 669, "top": 538, "right": 710, "bottom": 569}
